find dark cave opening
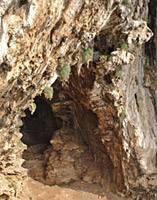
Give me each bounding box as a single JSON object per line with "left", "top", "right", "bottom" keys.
{"left": 20, "top": 80, "right": 107, "bottom": 195}
{"left": 20, "top": 65, "right": 124, "bottom": 194}
{"left": 20, "top": 96, "right": 62, "bottom": 146}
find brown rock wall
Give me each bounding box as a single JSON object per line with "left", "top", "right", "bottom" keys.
{"left": 0, "top": 0, "right": 156, "bottom": 199}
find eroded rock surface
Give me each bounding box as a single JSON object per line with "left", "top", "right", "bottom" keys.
{"left": 0, "top": 0, "right": 156, "bottom": 199}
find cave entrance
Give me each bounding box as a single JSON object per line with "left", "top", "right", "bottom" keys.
{"left": 20, "top": 95, "right": 63, "bottom": 183}
{"left": 20, "top": 96, "right": 61, "bottom": 146}
{"left": 20, "top": 87, "right": 104, "bottom": 194}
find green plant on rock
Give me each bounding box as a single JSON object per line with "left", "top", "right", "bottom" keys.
{"left": 82, "top": 48, "right": 93, "bottom": 62}
{"left": 57, "top": 58, "right": 71, "bottom": 81}
{"left": 131, "top": 190, "right": 137, "bottom": 198}
{"left": 6, "top": 177, "right": 12, "bottom": 181}
{"left": 122, "top": 0, "right": 133, "bottom": 10}
{"left": 60, "top": 64, "right": 71, "bottom": 81}
{"left": 118, "top": 41, "right": 127, "bottom": 49}
{"left": 96, "top": 54, "right": 111, "bottom": 68}
{"left": 44, "top": 86, "right": 53, "bottom": 100}
{"left": 56, "top": 64, "right": 61, "bottom": 72}
{"left": 119, "top": 111, "right": 126, "bottom": 123}
{"left": 18, "top": 140, "right": 24, "bottom": 148}
{"left": 115, "top": 66, "right": 123, "bottom": 80}
{"left": 15, "top": 126, "right": 20, "bottom": 131}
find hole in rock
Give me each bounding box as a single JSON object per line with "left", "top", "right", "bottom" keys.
{"left": 20, "top": 87, "right": 105, "bottom": 195}
{"left": 21, "top": 96, "right": 61, "bottom": 146}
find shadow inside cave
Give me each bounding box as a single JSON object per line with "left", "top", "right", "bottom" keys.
{"left": 20, "top": 96, "right": 61, "bottom": 146}
{"left": 20, "top": 82, "right": 107, "bottom": 197}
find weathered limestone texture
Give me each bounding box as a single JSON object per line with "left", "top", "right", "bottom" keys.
{"left": 0, "top": 0, "right": 156, "bottom": 199}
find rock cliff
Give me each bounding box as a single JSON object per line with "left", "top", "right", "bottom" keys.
{"left": 0, "top": 0, "right": 156, "bottom": 199}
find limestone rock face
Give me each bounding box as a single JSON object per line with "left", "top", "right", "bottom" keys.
{"left": 0, "top": 0, "right": 156, "bottom": 199}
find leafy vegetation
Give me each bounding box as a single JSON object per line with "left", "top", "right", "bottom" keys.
{"left": 15, "top": 126, "right": 20, "bottom": 131}
{"left": 44, "top": 86, "right": 53, "bottom": 100}
{"left": 115, "top": 66, "right": 123, "bottom": 80}
{"left": 60, "top": 64, "right": 71, "bottom": 81}
{"left": 57, "top": 60, "right": 71, "bottom": 81}
{"left": 18, "top": 140, "right": 24, "bottom": 148}
{"left": 122, "top": 0, "right": 133, "bottom": 10}
{"left": 118, "top": 41, "right": 127, "bottom": 49}
{"left": 57, "top": 58, "right": 71, "bottom": 81}
{"left": 82, "top": 48, "right": 93, "bottom": 62}
{"left": 119, "top": 111, "right": 126, "bottom": 123}
{"left": 6, "top": 177, "right": 12, "bottom": 181}
{"left": 131, "top": 190, "right": 136, "bottom": 198}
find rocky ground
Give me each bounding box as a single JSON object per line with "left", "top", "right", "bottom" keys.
{"left": 18, "top": 139, "right": 130, "bottom": 200}
{"left": 18, "top": 177, "right": 129, "bottom": 200}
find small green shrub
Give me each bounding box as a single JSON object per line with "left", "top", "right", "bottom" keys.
{"left": 118, "top": 41, "right": 127, "bottom": 49}
{"left": 119, "top": 111, "right": 126, "bottom": 123}
{"left": 82, "top": 48, "right": 93, "bottom": 62}
{"left": 60, "top": 64, "right": 71, "bottom": 81}
{"left": 56, "top": 58, "right": 71, "bottom": 81}
{"left": 131, "top": 191, "right": 136, "bottom": 197}
{"left": 56, "top": 64, "right": 61, "bottom": 71}
{"left": 18, "top": 140, "right": 24, "bottom": 148}
{"left": 115, "top": 66, "right": 123, "bottom": 80}
{"left": 44, "top": 86, "right": 53, "bottom": 100}
{"left": 15, "top": 126, "right": 20, "bottom": 131}
{"left": 122, "top": 0, "right": 133, "bottom": 9}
